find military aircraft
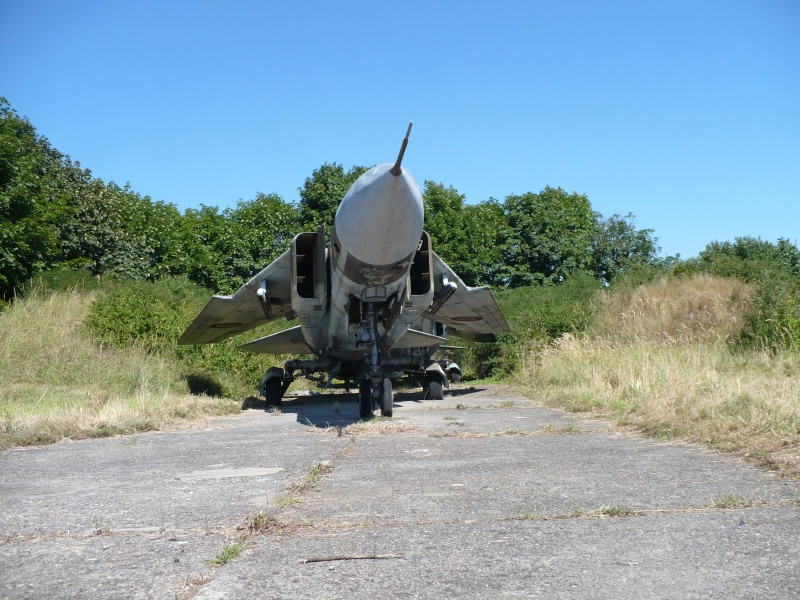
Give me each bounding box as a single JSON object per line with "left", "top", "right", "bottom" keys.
{"left": 178, "top": 124, "right": 509, "bottom": 418}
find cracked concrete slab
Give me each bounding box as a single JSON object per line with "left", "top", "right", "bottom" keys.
{"left": 2, "top": 385, "right": 798, "bottom": 599}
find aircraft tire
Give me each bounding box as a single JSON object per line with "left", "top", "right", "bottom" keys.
{"left": 427, "top": 375, "right": 444, "bottom": 400}
{"left": 359, "top": 380, "right": 373, "bottom": 419}
{"left": 263, "top": 378, "right": 283, "bottom": 406}
{"left": 380, "top": 378, "right": 393, "bottom": 417}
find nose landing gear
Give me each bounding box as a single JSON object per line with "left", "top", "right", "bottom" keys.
{"left": 359, "top": 377, "right": 393, "bottom": 418}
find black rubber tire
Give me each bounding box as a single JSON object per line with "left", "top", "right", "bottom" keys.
{"left": 380, "top": 378, "right": 393, "bottom": 417}
{"left": 359, "top": 379, "right": 373, "bottom": 419}
{"left": 428, "top": 375, "right": 444, "bottom": 400}
{"left": 450, "top": 372, "right": 461, "bottom": 384}
{"left": 263, "top": 378, "right": 283, "bottom": 406}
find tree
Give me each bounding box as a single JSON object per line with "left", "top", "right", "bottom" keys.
{"left": 226, "top": 192, "right": 299, "bottom": 270}
{"left": 503, "top": 186, "right": 600, "bottom": 286}
{"left": 58, "top": 180, "right": 154, "bottom": 278}
{"left": 423, "top": 181, "right": 510, "bottom": 287}
{"left": 179, "top": 205, "right": 243, "bottom": 293}
{"left": 591, "top": 213, "right": 659, "bottom": 284}
{"left": 0, "top": 98, "right": 77, "bottom": 298}
{"left": 297, "top": 163, "right": 368, "bottom": 232}
{"left": 697, "top": 236, "right": 800, "bottom": 280}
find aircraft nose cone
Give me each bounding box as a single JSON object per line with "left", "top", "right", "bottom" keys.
{"left": 334, "top": 163, "right": 424, "bottom": 267}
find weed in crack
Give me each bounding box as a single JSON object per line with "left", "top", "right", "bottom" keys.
{"left": 240, "top": 511, "right": 298, "bottom": 535}
{"left": 207, "top": 542, "right": 246, "bottom": 565}
{"left": 711, "top": 495, "right": 753, "bottom": 509}
{"left": 540, "top": 422, "right": 583, "bottom": 434}
{"left": 501, "top": 512, "right": 540, "bottom": 521}
{"left": 275, "top": 496, "right": 302, "bottom": 509}
{"left": 491, "top": 400, "right": 515, "bottom": 409}
{"left": 290, "top": 462, "right": 334, "bottom": 494}
{"left": 571, "top": 505, "right": 638, "bottom": 518}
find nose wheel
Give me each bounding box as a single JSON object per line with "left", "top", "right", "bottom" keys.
{"left": 359, "top": 378, "right": 394, "bottom": 418}
{"left": 380, "top": 378, "right": 393, "bottom": 417}
{"left": 359, "top": 379, "right": 373, "bottom": 419}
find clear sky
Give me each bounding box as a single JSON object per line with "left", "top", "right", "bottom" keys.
{"left": 2, "top": 0, "right": 798, "bottom": 259}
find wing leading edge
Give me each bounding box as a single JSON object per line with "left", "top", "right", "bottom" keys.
{"left": 425, "top": 252, "right": 510, "bottom": 342}
{"left": 178, "top": 249, "right": 293, "bottom": 345}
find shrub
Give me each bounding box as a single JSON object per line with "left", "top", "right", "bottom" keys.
{"left": 455, "top": 273, "right": 601, "bottom": 378}
{"left": 588, "top": 274, "right": 750, "bottom": 346}
{"left": 19, "top": 268, "right": 102, "bottom": 296}
{"left": 676, "top": 237, "right": 800, "bottom": 351}
{"left": 744, "top": 271, "right": 800, "bottom": 351}
{"left": 86, "top": 277, "right": 288, "bottom": 398}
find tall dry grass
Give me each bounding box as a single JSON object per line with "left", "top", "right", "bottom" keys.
{"left": 0, "top": 290, "right": 239, "bottom": 448}
{"left": 518, "top": 275, "right": 800, "bottom": 476}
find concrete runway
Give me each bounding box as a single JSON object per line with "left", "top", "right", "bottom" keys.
{"left": 1, "top": 385, "right": 798, "bottom": 599}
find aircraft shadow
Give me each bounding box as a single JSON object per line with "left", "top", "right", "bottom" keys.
{"left": 242, "top": 385, "right": 486, "bottom": 429}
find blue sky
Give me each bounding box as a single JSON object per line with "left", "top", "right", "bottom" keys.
{"left": 2, "top": 0, "right": 798, "bottom": 259}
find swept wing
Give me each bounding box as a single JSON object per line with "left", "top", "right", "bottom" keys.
{"left": 424, "top": 252, "right": 510, "bottom": 342}
{"left": 237, "top": 326, "right": 309, "bottom": 354}
{"left": 177, "top": 249, "right": 293, "bottom": 345}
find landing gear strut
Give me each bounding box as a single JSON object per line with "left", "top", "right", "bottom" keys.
{"left": 356, "top": 302, "right": 395, "bottom": 418}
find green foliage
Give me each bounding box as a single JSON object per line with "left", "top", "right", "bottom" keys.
{"left": 591, "top": 213, "right": 660, "bottom": 284}
{"left": 608, "top": 260, "right": 673, "bottom": 290}
{"left": 0, "top": 98, "right": 70, "bottom": 298}
{"left": 745, "top": 270, "right": 800, "bottom": 351}
{"left": 227, "top": 192, "right": 298, "bottom": 267}
{"left": 178, "top": 205, "right": 237, "bottom": 292}
{"left": 208, "top": 543, "right": 246, "bottom": 565}
{"left": 58, "top": 180, "right": 154, "bottom": 278}
{"left": 297, "top": 162, "right": 368, "bottom": 232}
{"left": 456, "top": 273, "right": 601, "bottom": 377}
{"left": 19, "top": 267, "right": 101, "bottom": 296}
{"left": 677, "top": 237, "right": 800, "bottom": 351}
{"left": 179, "top": 194, "right": 299, "bottom": 295}
{"left": 86, "top": 277, "right": 278, "bottom": 397}
{"left": 503, "top": 186, "right": 601, "bottom": 286}
{"left": 87, "top": 277, "right": 204, "bottom": 353}
{"left": 500, "top": 272, "right": 600, "bottom": 342}
{"left": 423, "top": 182, "right": 511, "bottom": 287}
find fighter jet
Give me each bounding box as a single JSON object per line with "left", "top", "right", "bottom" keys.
{"left": 178, "top": 124, "right": 509, "bottom": 418}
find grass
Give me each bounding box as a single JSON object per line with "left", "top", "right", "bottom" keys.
{"left": 490, "top": 400, "right": 515, "bottom": 409}
{"left": 540, "top": 422, "right": 582, "bottom": 435}
{"left": 275, "top": 496, "right": 302, "bottom": 508}
{"left": 517, "top": 275, "right": 800, "bottom": 477}
{"left": 341, "top": 420, "right": 417, "bottom": 435}
{"left": 568, "top": 506, "right": 638, "bottom": 518}
{"left": 240, "top": 511, "right": 298, "bottom": 535}
{"left": 0, "top": 290, "right": 241, "bottom": 448}
{"left": 289, "top": 462, "right": 334, "bottom": 493}
{"left": 429, "top": 428, "right": 530, "bottom": 439}
{"left": 711, "top": 495, "right": 753, "bottom": 509}
{"left": 207, "top": 542, "right": 247, "bottom": 565}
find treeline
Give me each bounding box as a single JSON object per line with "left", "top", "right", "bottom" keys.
{"left": 4, "top": 98, "right": 799, "bottom": 352}
{"left": 1, "top": 98, "right": 660, "bottom": 301}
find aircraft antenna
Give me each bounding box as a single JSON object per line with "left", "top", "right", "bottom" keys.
{"left": 390, "top": 122, "right": 413, "bottom": 176}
